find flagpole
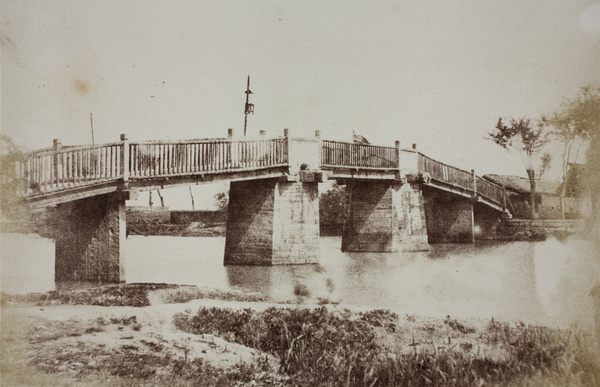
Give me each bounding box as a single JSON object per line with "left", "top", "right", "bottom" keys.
{"left": 243, "top": 75, "right": 253, "bottom": 136}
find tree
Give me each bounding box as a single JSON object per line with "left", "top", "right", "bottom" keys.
{"left": 319, "top": 183, "right": 348, "bottom": 227}
{"left": 542, "top": 86, "right": 600, "bottom": 218}
{"left": 584, "top": 135, "right": 600, "bottom": 238}
{"left": 157, "top": 189, "right": 165, "bottom": 207}
{"left": 213, "top": 188, "right": 229, "bottom": 211}
{"left": 562, "top": 86, "right": 600, "bottom": 236}
{"left": 0, "top": 135, "right": 27, "bottom": 222}
{"left": 538, "top": 153, "right": 552, "bottom": 179}
{"left": 487, "top": 118, "right": 547, "bottom": 219}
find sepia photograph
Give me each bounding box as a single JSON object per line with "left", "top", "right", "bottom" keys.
{"left": 1, "top": 1, "right": 600, "bottom": 385}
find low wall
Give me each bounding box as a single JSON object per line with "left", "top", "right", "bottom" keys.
{"left": 170, "top": 210, "right": 227, "bottom": 225}
{"left": 495, "top": 219, "right": 583, "bottom": 241}
{"left": 539, "top": 196, "right": 585, "bottom": 220}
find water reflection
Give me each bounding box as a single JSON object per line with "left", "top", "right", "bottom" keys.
{"left": 533, "top": 238, "right": 600, "bottom": 328}
{"left": 1, "top": 233, "right": 598, "bottom": 329}
{"left": 1, "top": 233, "right": 55, "bottom": 294}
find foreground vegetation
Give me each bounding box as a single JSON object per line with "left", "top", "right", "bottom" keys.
{"left": 174, "top": 306, "right": 600, "bottom": 386}
{"left": 2, "top": 284, "right": 599, "bottom": 386}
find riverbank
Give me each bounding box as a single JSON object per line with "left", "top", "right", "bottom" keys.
{"left": 2, "top": 283, "right": 599, "bottom": 386}
{"left": 492, "top": 219, "right": 584, "bottom": 242}
{"left": 127, "top": 208, "right": 227, "bottom": 237}
{"left": 5, "top": 207, "right": 585, "bottom": 242}
{"left": 126, "top": 208, "right": 588, "bottom": 242}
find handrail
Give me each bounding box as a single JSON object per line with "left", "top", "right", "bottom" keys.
{"left": 417, "top": 152, "right": 506, "bottom": 207}
{"left": 130, "top": 135, "right": 286, "bottom": 145}
{"left": 129, "top": 137, "right": 288, "bottom": 178}
{"left": 21, "top": 136, "right": 289, "bottom": 195}
{"left": 320, "top": 140, "right": 398, "bottom": 169}
{"left": 18, "top": 135, "right": 508, "bottom": 213}
{"left": 475, "top": 176, "right": 506, "bottom": 206}
{"left": 418, "top": 152, "right": 473, "bottom": 191}
{"left": 27, "top": 142, "right": 124, "bottom": 157}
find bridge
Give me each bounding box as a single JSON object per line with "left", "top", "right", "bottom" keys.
{"left": 13, "top": 129, "right": 510, "bottom": 283}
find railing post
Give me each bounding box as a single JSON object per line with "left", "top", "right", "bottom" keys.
{"left": 315, "top": 131, "right": 322, "bottom": 167}
{"left": 471, "top": 169, "right": 476, "bottom": 195}
{"left": 120, "top": 134, "right": 129, "bottom": 184}
{"left": 284, "top": 128, "right": 290, "bottom": 164}
{"left": 53, "top": 138, "right": 62, "bottom": 187}
{"left": 395, "top": 141, "right": 400, "bottom": 170}
{"left": 226, "top": 129, "right": 235, "bottom": 169}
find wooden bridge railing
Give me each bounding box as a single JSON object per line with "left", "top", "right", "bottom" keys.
{"left": 24, "top": 141, "right": 123, "bottom": 194}
{"left": 129, "top": 137, "right": 288, "bottom": 178}
{"left": 417, "top": 152, "right": 507, "bottom": 208}
{"left": 475, "top": 176, "right": 507, "bottom": 208}
{"left": 20, "top": 134, "right": 507, "bottom": 211}
{"left": 418, "top": 153, "right": 473, "bottom": 190}
{"left": 320, "top": 140, "right": 398, "bottom": 169}
{"left": 22, "top": 136, "right": 288, "bottom": 195}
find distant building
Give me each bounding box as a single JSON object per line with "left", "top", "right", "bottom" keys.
{"left": 483, "top": 172, "right": 588, "bottom": 219}
{"left": 558, "top": 163, "right": 587, "bottom": 199}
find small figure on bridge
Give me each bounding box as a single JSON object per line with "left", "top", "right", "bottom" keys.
{"left": 353, "top": 131, "right": 370, "bottom": 144}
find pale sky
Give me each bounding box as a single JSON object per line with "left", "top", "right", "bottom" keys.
{"left": 2, "top": 0, "right": 600, "bottom": 180}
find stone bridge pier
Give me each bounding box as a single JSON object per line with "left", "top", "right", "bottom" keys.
{"left": 422, "top": 186, "right": 475, "bottom": 243}
{"left": 224, "top": 179, "right": 320, "bottom": 265}
{"left": 224, "top": 133, "right": 323, "bottom": 265}
{"left": 53, "top": 191, "right": 134, "bottom": 283}
{"left": 341, "top": 180, "right": 429, "bottom": 252}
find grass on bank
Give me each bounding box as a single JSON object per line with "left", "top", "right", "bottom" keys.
{"left": 174, "top": 306, "right": 600, "bottom": 387}
{"left": 0, "top": 283, "right": 269, "bottom": 308}
{"left": 4, "top": 284, "right": 600, "bottom": 386}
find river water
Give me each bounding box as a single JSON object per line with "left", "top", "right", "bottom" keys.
{"left": 2, "top": 233, "right": 599, "bottom": 329}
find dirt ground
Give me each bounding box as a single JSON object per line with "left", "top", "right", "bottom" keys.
{"left": 1, "top": 297, "right": 283, "bottom": 386}
{"left": 0, "top": 286, "right": 520, "bottom": 387}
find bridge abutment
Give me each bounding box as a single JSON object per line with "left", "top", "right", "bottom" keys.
{"left": 341, "top": 181, "right": 429, "bottom": 252}
{"left": 54, "top": 192, "right": 128, "bottom": 282}
{"left": 423, "top": 186, "right": 475, "bottom": 243}
{"left": 224, "top": 179, "right": 320, "bottom": 265}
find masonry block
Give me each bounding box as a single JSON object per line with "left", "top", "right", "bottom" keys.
{"left": 423, "top": 186, "right": 474, "bottom": 243}
{"left": 342, "top": 181, "right": 429, "bottom": 252}
{"left": 54, "top": 192, "right": 126, "bottom": 282}
{"left": 224, "top": 179, "right": 319, "bottom": 265}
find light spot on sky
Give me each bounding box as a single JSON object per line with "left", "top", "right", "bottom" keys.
{"left": 74, "top": 78, "right": 90, "bottom": 95}
{"left": 580, "top": 4, "right": 600, "bottom": 34}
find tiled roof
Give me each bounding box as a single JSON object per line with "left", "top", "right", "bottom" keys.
{"left": 483, "top": 174, "right": 560, "bottom": 195}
